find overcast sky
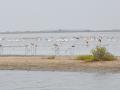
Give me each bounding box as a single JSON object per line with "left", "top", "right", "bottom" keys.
{"left": 0, "top": 0, "right": 120, "bottom": 31}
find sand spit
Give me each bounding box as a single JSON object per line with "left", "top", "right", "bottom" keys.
{"left": 0, "top": 56, "right": 119, "bottom": 72}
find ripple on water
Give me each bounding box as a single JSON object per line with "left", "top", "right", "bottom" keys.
{"left": 0, "top": 70, "right": 120, "bottom": 90}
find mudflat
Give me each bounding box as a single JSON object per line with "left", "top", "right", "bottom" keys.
{"left": 0, "top": 56, "right": 120, "bottom": 72}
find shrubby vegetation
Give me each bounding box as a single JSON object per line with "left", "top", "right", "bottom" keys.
{"left": 91, "top": 46, "right": 116, "bottom": 61}
{"left": 47, "top": 56, "right": 55, "bottom": 59}
{"left": 76, "top": 46, "right": 116, "bottom": 61}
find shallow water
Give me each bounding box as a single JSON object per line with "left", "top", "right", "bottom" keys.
{"left": 0, "top": 70, "right": 120, "bottom": 90}
{"left": 0, "top": 32, "right": 120, "bottom": 55}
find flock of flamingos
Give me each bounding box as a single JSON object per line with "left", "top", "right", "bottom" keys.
{"left": 0, "top": 35, "right": 116, "bottom": 55}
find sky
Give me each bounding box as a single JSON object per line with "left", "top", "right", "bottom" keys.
{"left": 0, "top": 0, "right": 120, "bottom": 32}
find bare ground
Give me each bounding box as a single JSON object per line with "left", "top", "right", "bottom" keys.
{"left": 0, "top": 56, "right": 120, "bottom": 72}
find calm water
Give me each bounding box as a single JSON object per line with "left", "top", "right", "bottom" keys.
{"left": 0, "top": 70, "right": 120, "bottom": 90}
{"left": 0, "top": 32, "right": 120, "bottom": 55}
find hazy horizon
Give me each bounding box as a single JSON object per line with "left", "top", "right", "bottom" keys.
{"left": 0, "top": 0, "right": 120, "bottom": 32}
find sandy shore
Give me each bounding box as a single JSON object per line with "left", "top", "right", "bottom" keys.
{"left": 0, "top": 56, "right": 120, "bottom": 72}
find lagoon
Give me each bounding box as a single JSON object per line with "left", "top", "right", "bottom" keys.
{"left": 0, "top": 32, "right": 120, "bottom": 56}
{"left": 0, "top": 70, "right": 120, "bottom": 90}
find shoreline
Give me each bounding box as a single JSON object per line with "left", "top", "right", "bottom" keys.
{"left": 0, "top": 56, "right": 120, "bottom": 72}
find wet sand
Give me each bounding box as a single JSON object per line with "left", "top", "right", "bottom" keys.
{"left": 0, "top": 56, "right": 120, "bottom": 72}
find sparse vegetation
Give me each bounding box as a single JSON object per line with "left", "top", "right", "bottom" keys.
{"left": 91, "top": 46, "right": 116, "bottom": 61}
{"left": 76, "top": 55, "right": 95, "bottom": 62}
{"left": 47, "top": 56, "right": 55, "bottom": 59}
{"left": 77, "top": 46, "right": 116, "bottom": 61}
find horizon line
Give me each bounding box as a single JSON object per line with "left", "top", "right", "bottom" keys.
{"left": 0, "top": 29, "right": 120, "bottom": 34}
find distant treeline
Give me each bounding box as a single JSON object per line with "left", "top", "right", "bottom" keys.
{"left": 0, "top": 30, "right": 120, "bottom": 34}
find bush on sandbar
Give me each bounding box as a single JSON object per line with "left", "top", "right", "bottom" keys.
{"left": 77, "top": 46, "right": 116, "bottom": 61}
{"left": 91, "top": 46, "right": 116, "bottom": 61}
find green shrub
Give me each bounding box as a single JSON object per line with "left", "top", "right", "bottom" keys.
{"left": 91, "top": 46, "right": 116, "bottom": 61}
{"left": 76, "top": 55, "right": 95, "bottom": 62}
{"left": 76, "top": 46, "right": 116, "bottom": 62}
{"left": 101, "top": 52, "right": 116, "bottom": 61}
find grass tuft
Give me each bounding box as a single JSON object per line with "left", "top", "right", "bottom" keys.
{"left": 76, "top": 55, "right": 95, "bottom": 62}
{"left": 47, "top": 56, "right": 55, "bottom": 59}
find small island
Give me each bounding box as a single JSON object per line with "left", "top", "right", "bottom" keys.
{"left": 0, "top": 46, "right": 119, "bottom": 73}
